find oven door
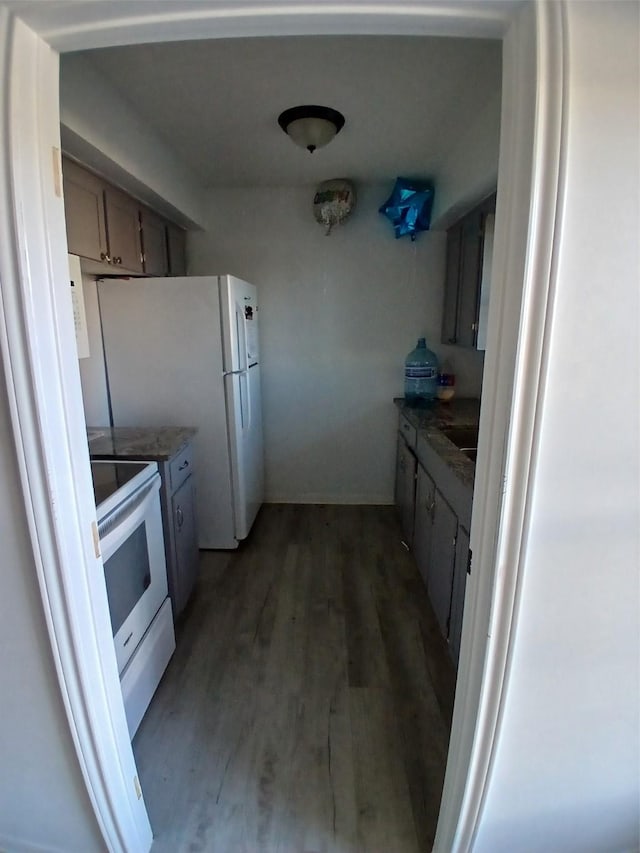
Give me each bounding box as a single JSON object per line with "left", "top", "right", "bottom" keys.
{"left": 99, "top": 472, "right": 168, "bottom": 674}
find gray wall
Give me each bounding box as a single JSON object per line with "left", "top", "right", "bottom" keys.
{"left": 188, "top": 183, "right": 485, "bottom": 504}
{"left": 0, "top": 382, "right": 103, "bottom": 852}
{"left": 473, "top": 2, "right": 640, "bottom": 849}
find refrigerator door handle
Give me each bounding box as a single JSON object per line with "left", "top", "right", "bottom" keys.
{"left": 239, "top": 370, "right": 250, "bottom": 429}
{"left": 234, "top": 302, "right": 248, "bottom": 372}
{"left": 227, "top": 370, "right": 250, "bottom": 431}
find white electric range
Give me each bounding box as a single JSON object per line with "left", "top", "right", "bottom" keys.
{"left": 91, "top": 460, "right": 175, "bottom": 738}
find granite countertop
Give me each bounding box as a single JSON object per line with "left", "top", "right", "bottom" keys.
{"left": 394, "top": 397, "right": 480, "bottom": 490}
{"left": 87, "top": 426, "right": 198, "bottom": 461}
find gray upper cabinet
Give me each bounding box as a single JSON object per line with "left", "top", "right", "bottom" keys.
{"left": 397, "top": 406, "right": 475, "bottom": 668}
{"left": 167, "top": 223, "right": 187, "bottom": 276}
{"left": 104, "top": 186, "right": 144, "bottom": 273}
{"left": 63, "top": 159, "right": 109, "bottom": 263}
{"left": 62, "top": 157, "right": 186, "bottom": 277}
{"left": 456, "top": 210, "right": 485, "bottom": 348}
{"left": 156, "top": 439, "right": 200, "bottom": 621}
{"left": 441, "top": 221, "right": 463, "bottom": 346}
{"left": 441, "top": 193, "right": 496, "bottom": 350}
{"left": 141, "top": 208, "right": 169, "bottom": 276}
{"left": 414, "top": 455, "right": 469, "bottom": 665}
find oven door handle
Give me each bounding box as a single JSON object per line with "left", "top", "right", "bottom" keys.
{"left": 98, "top": 473, "right": 161, "bottom": 561}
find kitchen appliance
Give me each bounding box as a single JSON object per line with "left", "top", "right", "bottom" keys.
{"left": 98, "top": 275, "right": 264, "bottom": 549}
{"left": 91, "top": 459, "right": 175, "bottom": 737}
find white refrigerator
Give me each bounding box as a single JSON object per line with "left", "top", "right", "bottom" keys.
{"left": 98, "top": 275, "right": 264, "bottom": 549}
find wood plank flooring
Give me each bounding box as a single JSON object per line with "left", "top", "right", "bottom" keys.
{"left": 134, "top": 505, "right": 456, "bottom": 853}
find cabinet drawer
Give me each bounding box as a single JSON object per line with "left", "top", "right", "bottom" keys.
{"left": 399, "top": 414, "right": 417, "bottom": 449}
{"left": 169, "top": 443, "right": 193, "bottom": 492}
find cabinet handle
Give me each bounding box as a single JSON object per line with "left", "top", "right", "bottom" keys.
{"left": 178, "top": 460, "right": 189, "bottom": 471}
{"left": 176, "top": 506, "right": 184, "bottom": 529}
{"left": 426, "top": 499, "right": 436, "bottom": 520}
{"left": 113, "top": 256, "right": 122, "bottom": 265}
{"left": 100, "top": 252, "right": 111, "bottom": 263}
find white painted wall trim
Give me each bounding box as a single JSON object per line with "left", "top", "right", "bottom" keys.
{"left": 434, "top": 2, "right": 567, "bottom": 849}
{"left": 13, "top": 0, "right": 522, "bottom": 50}
{"left": 0, "top": 12, "right": 152, "bottom": 853}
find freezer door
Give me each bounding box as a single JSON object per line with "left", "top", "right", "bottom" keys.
{"left": 220, "top": 275, "right": 259, "bottom": 372}
{"left": 224, "top": 363, "right": 264, "bottom": 540}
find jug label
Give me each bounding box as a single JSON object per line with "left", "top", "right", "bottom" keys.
{"left": 405, "top": 366, "right": 437, "bottom": 379}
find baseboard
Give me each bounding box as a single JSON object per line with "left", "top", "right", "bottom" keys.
{"left": 264, "top": 495, "right": 394, "bottom": 506}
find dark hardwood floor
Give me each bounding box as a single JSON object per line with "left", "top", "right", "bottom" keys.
{"left": 134, "top": 504, "right": 456, "bottom": 853}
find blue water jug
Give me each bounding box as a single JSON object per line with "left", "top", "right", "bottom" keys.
{"left": 404, "top": 337, "right": 438, "bottom": 405}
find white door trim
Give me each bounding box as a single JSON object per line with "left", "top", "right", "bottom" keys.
{"left": 0, "top": 3, "right": 565, "bottom": 851}
{"left": 435, "top": 2, "right": 568, "bottom": 849}
{"left": 0, "top": 13, "right": 152, "bottom": 853}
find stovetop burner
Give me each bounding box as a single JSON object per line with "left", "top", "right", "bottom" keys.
{"left": 90, "top": 460, "right": 151, "bottom": 510}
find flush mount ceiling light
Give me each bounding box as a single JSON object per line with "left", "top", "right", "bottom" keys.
{"left": 277, "top": 105, "right": 345, "bottom": 153}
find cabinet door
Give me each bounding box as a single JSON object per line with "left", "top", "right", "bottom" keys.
{"left": 413, "top": 464, "right": 435, "bottom": 587}
{"left": 441, "top": 222, "right": 462, "bottom": 345}
{"left": 456, "top": 210, "right": 484, "bottom": 348}
{"left": 62, "top": 159, "right": 108, "bottom": 262}
{"left": 167, "top": 223, "right": 187, "bottom": 276}
{"left": 441, "top": 194, "right": 497, "bottom": 350}
{"left": 394, "top": 433, "right": 417, "bottom": 548}
{"left": 449, "top": 525, "right": 470, "bottom": 667}
{"left": 104, "top": 186, "right": 143, "bottom": 273}
{"left": 427, "top": 490, "right": 458, "bottom": 639}
{"left": 171, "top": 474, "right": 199, "bottom": 617}
{"left": 141, "top": 209, "right": 168, "bottom": 276}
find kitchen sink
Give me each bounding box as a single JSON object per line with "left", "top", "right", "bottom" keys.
{"left": 440, "top": 425, "right": 479, "bottom": 457}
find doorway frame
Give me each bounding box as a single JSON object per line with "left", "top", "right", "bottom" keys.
{"left": 0, "top": 3, "right": 566, "bottom": 851}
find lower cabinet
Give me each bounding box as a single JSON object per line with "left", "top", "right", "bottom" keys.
{"left": 157, "top": 442, "right": 200, "bottom": 620}
{"left": 449, "top": 525, "right": 470, "bottom": 666}
{"left": 394, "top": 432, "right": 417, "bottom": 548}
{"left": 413, "top": 465, "right": 435, "bottom": 587}
{"left": 170, "top": 474, "right": 200, "bottom": 618}
{"left": 427, "top": 489, "right": 458, "bottom": 640}
{"left": 395, "top": 420, "right": 472, "bottom": 668}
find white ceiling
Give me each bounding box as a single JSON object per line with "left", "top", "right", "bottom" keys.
{"left": 65, "top": 35, "right": 501, "bottom": 188}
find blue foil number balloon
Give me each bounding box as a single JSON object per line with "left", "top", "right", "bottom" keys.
{"left": 379, "top": 177, "right": 435, "bottom": 240}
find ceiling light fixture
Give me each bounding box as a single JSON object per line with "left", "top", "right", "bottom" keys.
{"left": 277, "top": 105, "right": 345, "bottom": 153}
